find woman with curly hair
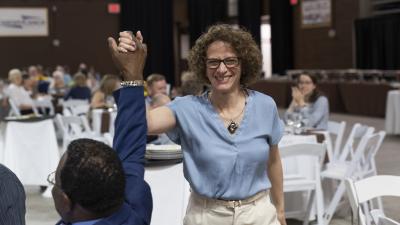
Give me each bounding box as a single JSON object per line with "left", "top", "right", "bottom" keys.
{"left": 116, "top": 24, "right": 285, "bottom": 225}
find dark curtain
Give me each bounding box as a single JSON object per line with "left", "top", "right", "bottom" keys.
{"left": 120, "top": 0, "right": 175, "bottom": 84}
{"left": 269, "top": 0, "right": 293, "bottom": 75}
{"left": 238, "top": 0, "right": 262, "bottom": 46}
{"left": 187, "top": 0, "right": 228, "bottom": 47}
{"left": 355, "top": 14, "right": 400, "bottom": 69}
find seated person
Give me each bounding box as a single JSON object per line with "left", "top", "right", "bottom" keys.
{"left": 64, "top": 73, "right": 91, "bottom": 101}
{"left": 6, "top": 69, "right": 35, "bottom": 115}
{"left": 0, "top": 164, "right": 26, "bottom": 225}
{"left": 286, "top": 73, "right": 329, "bottom": 130}
{"left": 145, "top": 74, "right": 167, "bottom": 105}
{"left": 148, "top": 94, "right": 174, "bottom": 145}
{"left": 180, "top": 71, "right": 203, "bottom": 96}
{"left": 90, "top": 74, "right": 120, "bottom": 109}
{"left": 22, "top": 74, "right": 37, "bottom": 97}
{"left": 48, "top": 70, "right": 68, "bottom": 97}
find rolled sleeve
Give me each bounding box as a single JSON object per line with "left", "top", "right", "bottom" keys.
{"left": 165, "top": 98, "right": 181, "bottom": 144}
{"left": 269, "top": 105, "right": 285, "bottom": 145}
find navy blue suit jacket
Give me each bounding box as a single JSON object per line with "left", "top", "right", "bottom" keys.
{"left": 96, "top": 87, "right": 153, "bottom": 225}
{"left": 56, "top": 87, "right": 153, "bottom": 225}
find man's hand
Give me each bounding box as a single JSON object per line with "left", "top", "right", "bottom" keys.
{"left": 108, "top": 31, "right": 147, "bottom": 81}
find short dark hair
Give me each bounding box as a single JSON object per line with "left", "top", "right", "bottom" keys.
{"left": 60, "top": 139, "right": 125, "bottom": 215}
{"left": 188, "top": 24, "right": 262, "bottom": 87}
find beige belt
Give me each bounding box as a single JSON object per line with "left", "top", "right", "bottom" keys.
{"left": 192, "top": 190, "right": 269, "bottom": 208}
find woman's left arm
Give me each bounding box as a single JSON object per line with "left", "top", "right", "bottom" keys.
{"left": 307, "top": 96, "right": 329, "bottom": 128}
{"left": 268, "top": 145, "right": 287, "bottom": 225}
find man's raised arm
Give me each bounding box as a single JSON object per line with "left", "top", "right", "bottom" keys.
{"left": 107, "top": 33, "right": 152, "bottom": 225}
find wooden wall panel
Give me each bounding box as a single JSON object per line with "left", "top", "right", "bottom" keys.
{"left": 292, "top": 0, "right": 359, "bottom": 69}
{"left": 0, "top": 0, "right": 119, "bottom": 78}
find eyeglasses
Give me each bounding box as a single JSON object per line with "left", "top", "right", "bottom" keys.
{"left": 47, "top": 171, "right": 56, "bottom": 186}
{"left": 298, "top": 81, "right": 313, "bottom": 85}
{"left": 206, "top": 57, "right": 240, "bottom": 69}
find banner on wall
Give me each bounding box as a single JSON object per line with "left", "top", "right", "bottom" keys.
{"left": 301, "top": 0, "right": 331, "bottom": 28}
{"left": 0, "top": 8, "right": 48, "bottom": 37}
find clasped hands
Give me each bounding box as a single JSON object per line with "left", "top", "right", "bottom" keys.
{"left": 108, "top": 31, "right": 146, "bottom": 81}
{"left": 291, "top": 86, "right": 306, "bottom": 107}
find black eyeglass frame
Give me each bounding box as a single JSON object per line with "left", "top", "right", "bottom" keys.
{"left": 205, "top": 57, "right": 240, "bottom": 69}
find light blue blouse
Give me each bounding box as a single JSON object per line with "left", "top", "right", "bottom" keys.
{"left": 296, "top": 96, "right": 329, "bottom": 130}
{"left": 167, "top": 90, "right": 284, "bottom": 200}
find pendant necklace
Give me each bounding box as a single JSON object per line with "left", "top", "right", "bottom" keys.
{"left": 209, "top": 91, "right": 247, "bottom": 134}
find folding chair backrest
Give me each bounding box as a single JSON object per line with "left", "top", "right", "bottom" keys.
{"left": 61, "top": 115, "right": 86, "bottom": 137}
{"left": 8, "top": 98, "right": 21, "bottom": 116}
{"left": 280, "top": 143, "right": 326, "bottom": 161}
{"left": 339, "top": 123, "right": 374, "bottom": 162}
{"left": 55, "top": 114, "right": 66, "bottom": 136}
{"left": 34, "top": 96, "right": 55, "bottom": 115}
{"left": 345, "top": 176, "right": 400, "bottom": 225}
{"left": 280, "top": 143, "right": 326, "bottom": 177}
{"left": 327, "top": 120, "right": 346, "bottom": 160}
{"left": 358, "top": 131, "right": 386, "bottom": 177}
{"left": 63, "top": 99, "right": 89, "bottom": 116}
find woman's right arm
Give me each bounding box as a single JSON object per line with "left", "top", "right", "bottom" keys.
{"left": 115, "top": 31, "right": 177, "bottom": 134}
{"left": 146, "top": 105, "right": 176, "bottom": 135}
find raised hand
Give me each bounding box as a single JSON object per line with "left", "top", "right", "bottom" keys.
{"left": 117, "top": 31, "right": 143, "bottom": 53}
{"left": 108, "top": 31, "right": 147, "bottom": 81}
{"left": 291, "top": 87, "right": 305, "bottom": 106}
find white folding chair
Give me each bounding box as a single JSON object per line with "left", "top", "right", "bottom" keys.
{"left": 281, "top": 143, "right": 326, "bottom": 225}
{"left": 314, "top": 121, "right": 346, "bottom": 162}
{"left": 56, "top": 114, "right": 110, "bottom": 152}
{"left": 327, "top": 120, "right": 346, "bottom": 161}
{"left": 339, "top": 123, "right": 375, "bottom": 162}
{"left": 357, "top": 131, "right": 386, "bottom": 178}
{"left": 62, "top": 99, "right": 90, "bottom": 116}
{"left": 370, "top": 209, "right": 400, "bottom": 225}
{"left": 345, "top": 176, "right": 400, "bottom": 225}
{"left": 34, "top": 95, "right": 55, "bottom": 115}
{"left": 8, "top": 98, "right": 40, "bottom": 116}
{"left": 8, "top": 98, "right": 21, "bottom": 116}
{"left": 321, "top": 129, "right": 381, "bottom": 225}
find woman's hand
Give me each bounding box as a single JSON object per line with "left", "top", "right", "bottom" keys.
{"left": 108, "top": 31, "right": 147, "bottom": 81}
{"left": 277, "top": 210, "right": 287, "bottom": 225}
{"left": 291, "top": 87, "right": 305, "bottom": 107}
{"left": 117, "top": 31, "right": 143, "bottom": 53}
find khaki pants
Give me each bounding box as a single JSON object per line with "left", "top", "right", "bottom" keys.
{"left": 183, "top": 190, "right": 281, "bottom": 225}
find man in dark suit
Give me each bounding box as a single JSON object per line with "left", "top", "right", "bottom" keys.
{"left": 51, "top": 33, "right": 152, "bottom": 225}
{"left": 0, "top": 164, "right": 26, "bottom": 225}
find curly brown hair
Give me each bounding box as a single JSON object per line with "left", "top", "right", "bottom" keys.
{"left": 188, "top": 24, "right": 262, "bottom": 87}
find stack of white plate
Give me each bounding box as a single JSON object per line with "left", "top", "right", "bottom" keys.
{"left": 145, "top": 144, "right": 183, "bottom": 160}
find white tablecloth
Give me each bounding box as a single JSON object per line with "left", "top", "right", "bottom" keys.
{"left": 145, "top": 163, "right": 190, "bottom": 225}
{"left": 2, "top": 118, "right": 60, "bottom": 185}
{"left": 385, "top": 90, "right": 400, "bottom": 134}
